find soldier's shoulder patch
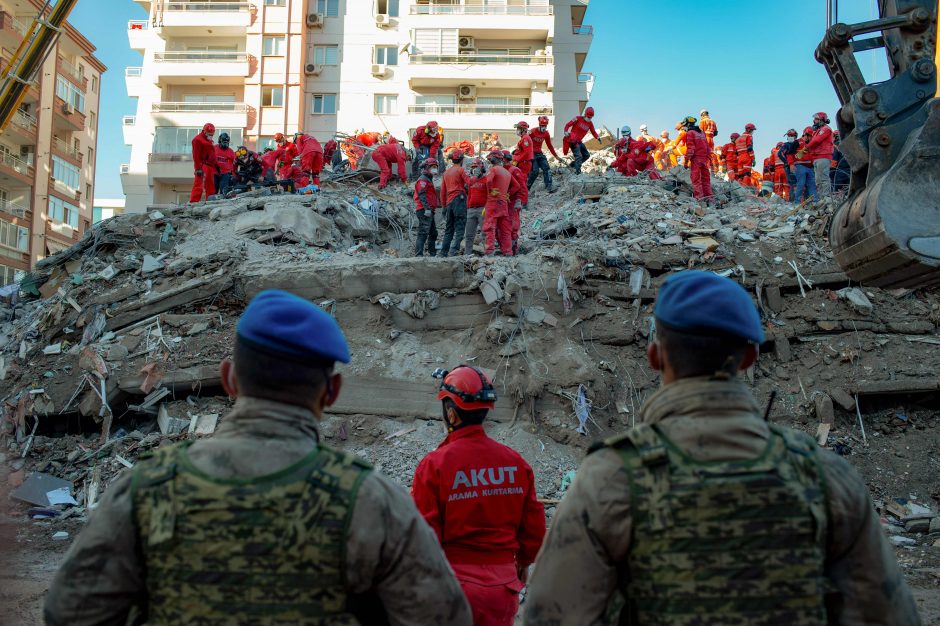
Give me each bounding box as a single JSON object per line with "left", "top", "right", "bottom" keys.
{"left": 769, "top": 423, "right": 817, "bottom": 457}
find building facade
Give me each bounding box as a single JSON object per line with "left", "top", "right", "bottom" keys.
{"left": 0, "top": 0, "right": 105, "bottom": 282}
{"left": 121, "top": 0, "right": 593, "bottom": 213}
{"left": 93, "top": 197, "right": 126, "bottom": 223}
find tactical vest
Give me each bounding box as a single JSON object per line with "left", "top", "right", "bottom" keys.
{"left": 131, "top": 440, "right": 371, "bottom": 625}
{"left": 597, "top": 423, "right": 831, "bottom": 626}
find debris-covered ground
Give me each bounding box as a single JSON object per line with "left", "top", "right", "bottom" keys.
{"left": 1, "top": 161, "right": 938, "bottom": 623}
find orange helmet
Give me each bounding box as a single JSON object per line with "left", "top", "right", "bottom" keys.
{"left": 538, "top": 115, "right": 549, "bottom": 126}
{"left": 203, "top": 122, "right": 216, "bottom": 134}
{"left": 437, "top": 365, "right": 497, "bottom": 411}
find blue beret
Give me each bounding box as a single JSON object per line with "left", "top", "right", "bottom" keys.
{"left": 654, "top": 271, "right": 765, "bottom": 344}
{"left": 237, "top": 290, "right": 350, "bottom": 364}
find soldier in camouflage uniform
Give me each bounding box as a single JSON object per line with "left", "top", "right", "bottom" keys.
{"left": 523, "top": 271, "right": 921, "bottom": 626}
{"left": 44, "top": 290, "right": 472, "bottom": 626}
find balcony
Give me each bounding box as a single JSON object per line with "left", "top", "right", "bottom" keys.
{"left": 151, "top": 101, "right": 249, "bottom": 128}
{"left": 127, "top": 20, "right": 150, "bottom": 50}
{"left": 6, "top": 109, "right": 38, "bottom": 142}
{"left": 49, "top": 173, "right": 81, "bottom": 204}
{"left": 148, "top": 153, "right": 195, "bottom": 185}
{"left": 53, "top": 96, "right": 86, "bottom": 131}
{"left": 0, "top": 11, "right": 29, "bottom": 47}
{"left": 409, "top": 54, "right": 553, "bottom": 88}
{"left": 52, "top": 137, "right": 83, "bottom": 166}
{"left": 410, "top": 3, "right": 552, "bottom": 15}
{"left": 158, "top": 2, "right": 252, "bottom": 35}
{"left": 152, "top": 51, "right": 250, "bottom": 85}
{"left": 408, "top": 103, "right": 552, "bottom": 116}
{"left": 57, "top": 57, "right": 88, "bottom": 92}
{"left": 125, "top": 67, "right": 146, "bottom": 97}
{"left": 0, "top": 198, "right": 30, "bottom": 220}
{"left": 408, "top": 4, "right": 552, "bottom": 32}
{"left": 122, "top": 116, "right": 137, "bottom": 145}
{"left": 0, "top": 152, "right": 35, "bottom": 184}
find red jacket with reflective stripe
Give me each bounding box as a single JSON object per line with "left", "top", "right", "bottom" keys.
{"left": 564, "top": 116, "right": 599, "bottom": 143}
{"left": 530, "top": 128, "right": 559, "bottom": 158}
{"left": 804, "top": 124, "right": 834, "bottom": 161}
{"left": 734, "top": 132, "right": 754, "bottom": 162}
{"left": 413, "top": 175, "right": 439, "bottom": 212}
{"left": 721, "top": 142, "right": 738, "bottom": 168}
{"left": 685, "top": 129, "right": 710, "bottom": 162}
{"left": 411, "top": 425, "right": 546, "bottom": 567}
{"left": 467, "top": 175, "right": 488, "bottom": 207}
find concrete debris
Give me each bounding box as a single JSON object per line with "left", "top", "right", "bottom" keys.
{"left": 837, "top": 287, "right": 874, "bottom": 315}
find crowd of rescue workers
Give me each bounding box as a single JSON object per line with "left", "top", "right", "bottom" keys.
{"left": 188, "top": 107, "right": 845, "bottom": 259}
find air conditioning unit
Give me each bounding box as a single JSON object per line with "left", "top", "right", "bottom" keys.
{"left": 371, "top": 64, "right": 388, "bottom": 78}
{"left": 458, "top": 36, "right": 475, "bottom": 50}
{"left": 375, "top": 13, "right": 390, "bottom": 27}
{"left": 457, "top": 84, "right": 476, "bottom": 100}
{"left": 306, "top": 13, "right": 324, "bottom": 28}
{"left": 62, "top": 102, "right": 74, "bottom": 115}
{"left": 304, "top": 63, "right": 321, "bottom": 76}
{"left": 10, "top": 206, "right": 27, "bottom": 218}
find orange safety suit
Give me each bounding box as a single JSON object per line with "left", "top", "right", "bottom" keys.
{"left": 734, "top": 132, "right": 755, "bottom": 187}
{"left": 773, "top": 147, "right": 791, "bottom": 200}
{"left": 720, "top": 142, "right": 738, "bottom": 181}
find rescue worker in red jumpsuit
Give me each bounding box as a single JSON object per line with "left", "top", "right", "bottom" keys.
{"left": 414, "top": 158, "right": 440, "bottom": 257}
{"left": 293, "top": 132, "right": 324, "bottom": 185}
{"left": 482, "top": 151, "right": 519, "bottom": 256}
{"left": 275, "top": 133, "right": 298, "bottom": 181}
{"left": 503, "top": 150, "right": 527, "bottom": 256}
{"left": 735, "top": 123, "right": 757, "bottom": 188}
{"left": 611, "top": 127, "right": 662, "bottom": 180}
{"left": 563, "top": 106, "right": 599, "bottom": 174}
{"left": 683, "top": 116, "right": 714, "bottom": 203}
{"left": 511, "top": 121, "right": 534, "bottom": 185}
{"left": 214, "top": 132, "right": 236, "bottom": 197}
{"left": 412, "top": 365, "right": 545, "bottom": 626}
{"left": 527, "top": 115, "right": 559, "bottom": 192}
{"left": 699, "top": 109, "right": 718, "bottom": 171}
{"left": 798, "top": 112, "right": 835, "bottom": 198}
{"left": 371, "top": 137, "right": 408, "bottom": 189}
{"left": 189, "top": 122, "right": 217, "bottom": 203}
{"left": 721, "top": 133, "right": 740, "bottom": 180}
{"left": 761, "top": 154, "right": 775, "bottom": 196}
{"left": 439, "top": 149, "right": 470, "bottom": 257}
{"left": 323, "top": 139, "right": 339, "bottom": 169}
{"left": 464, "top": 158, "right": 488, "bottom": 257}
{"left": 772, "top": 141, "right": 791, "bottom": 200}
{"left": 412, "top": 121, "right": 443, "bottom": 180}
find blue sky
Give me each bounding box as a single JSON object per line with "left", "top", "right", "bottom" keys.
{"left": 72, "top": 1, "right": 886, "bottom": 198}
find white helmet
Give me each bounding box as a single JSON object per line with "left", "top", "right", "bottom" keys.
{"left": 621, "top": 125, "right": 631, "bottom": 136}
{"left": 700, "top": 109, "right": 709, "bottom": 117}
{"left": 639, "top": 124, "right": 648, "bottom": 132}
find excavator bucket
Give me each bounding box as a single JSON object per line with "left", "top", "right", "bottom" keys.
{"left": 817, "top": 0, "right": 940, "bottom": 288}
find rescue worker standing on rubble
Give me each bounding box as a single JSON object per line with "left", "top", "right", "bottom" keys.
{"left": 504, "top": 150, "right": 528, "bottom": 256}
{"left": 698, "top": 109, "right": 718, "bottom": 170}
{"left": 564, "top": 106, "right": 599, "bottom": 175}
{"left": 464, "top": 158, "right": 488, "bottom": 256}
{"left": 412, "top": 121, "right": 444, "bottom": 180}
{"left": 528, "top": 115, "right": 559, "bottom": 192}
{"left": 414, "top": 157, "right": 440, "bottom": 257}
{"left": 482, "top": 151, "right": 519, "bottom": 256}
{"left": 659, "top": 130, "right": 676, "bottom": 169}
{"left": 412, "top": 365, "right": 546, "bottom": 626}
{"left": 439, "top": 149, "right": 470, "bottom": 257}
{"left": 523, "top": 270, "right": 922, "bottom": 626}
{"left": 683, "top": 116, "right": 714, "bottom": 203}
{"left": 792, "top": 127, "right": 819, "bottom": 203}
{"left": 294, "top": 131, "right": 325, "bottom": 186}
{"left": 371, "top": 136, "right": 408, "bottom": 190}
{"left": 214, "top": 132, "right": 236, "bottom": 197}
{"left": 512, "top": 121, "right": 534, "bottom": 184}
{"left": 44, "top": 290, "right": 472, "bottom": 626}
{"left": 735, "top": 123, "right": 757, "bottom": 188}
{"left": 798, "top": 112, "right": 835, "bottom": 199}
{"left": 189, "top": 122, "right": 217, "bottom": 203}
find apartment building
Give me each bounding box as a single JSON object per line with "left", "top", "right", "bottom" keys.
{"left": 121, "top": 0, "right": 593, "bottom": 212}
{"left": 0, "top": 0, "right": 105, "bottom": 281}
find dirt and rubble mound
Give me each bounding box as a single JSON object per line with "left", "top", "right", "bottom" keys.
{"left": 0, "top": 166, "right": 938, "bottom": 622}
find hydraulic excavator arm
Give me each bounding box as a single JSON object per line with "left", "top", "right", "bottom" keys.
{"left": 816, "top": 0, "right": 939, "bottom": 288}
{"left": 0, "top": 0, "right": 79, "bottom": 132}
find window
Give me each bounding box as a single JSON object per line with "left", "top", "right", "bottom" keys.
{"left": 48, "top": 197, "right": 79, "bottom": 229}
{"left": 317, "top": 0, "right": 339, "bottom": 17}
{"left": 262, "top": 86, "right": 284, "bottom": 107}
{"left": 0, "top": 219, "right": 28, "bottom": 252}
{"left": 152, "top": 127, "right": 243, "bottom": 154}
{"left": 415, "top": 94, "right": 456, "bottom": 114}
{"left": 264, "top": 0, "right": 286, "bottom": 4}
{"left": 262, "top": 36, "right": 286, "bottom": 56}
{"left": 374, "top": 46, "right": 398, "bottom": 66}
{"left": 377, "top": 0, "right": 399, "bottom": 17}
{"left": 413, "top": 28, "right": 458, "bottom": 55}
{"left": 183, "top": 94, "right": 237, "bottom": 103}
{"left": 86, "top": 184, "right": 92, "bottom": 201}
{"left": 257, "top": 136, "right": 278, "bottom": 151}
{"left": 87, "top": 147, "right": 94, "bottom": 164}
{"left": 55, "top": 76, "right": 86, "bottom": 113}
{"left": 374, "top": 94, "right": 398, "bottom": 115}
{"left": 311, "top": 94, "right": 337, "bottom": 114}
{"left": 90, "top": 111, "right": 96, "bottom": 130}
{"left": 313, "top": 46, "right": 339, "bottom": 66}
{"left": 52, "top": 156, "right": 81, "bottom": 191}
{"left": 0, "top": 264, "right": 25, "bottom": 286}
{"left": 91, "top": 75, "right": 98, "bottom": 93}
{"left": 476, "top": 96, "right": 529, "bottom": 114}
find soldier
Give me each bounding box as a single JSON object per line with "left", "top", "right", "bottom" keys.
{"left": 44, "top": 290, "right": 472, "bottom": 626}
{"left": 524, "top": 271, "right": 921, "bottom": 626}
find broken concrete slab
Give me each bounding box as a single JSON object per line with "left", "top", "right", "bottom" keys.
{"left": 10, "top": 472, "right": 74, "bottom": 507}
{"left": 829, "top": 387, "right": 857, "bottom": 411}
{"left": 106, "top": 274, "right": 234, "bottom": 331}
{"left": 235, "top": 205, "right": 334, "bottom": 246}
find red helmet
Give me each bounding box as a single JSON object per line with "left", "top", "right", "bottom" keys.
{"left": 730, "top": 132, "right": 740, "bottom": 140}
{"left": 502, "top": 150, "right": 513, "bottom": 162}
{"left": 487, "top": 150, "right": 504, "bottom": 164}
{"left": 538, "top": 115, "right": 549, "bottom": 126}
{"left": 274, "top": 132, "right": 285, "bottom": 143}
{"left": 803, "top": 126, "right": 814, "bottom": 135}
{"left": 426, "top": 121, "right": 439, "bottom": 131}
{"left": 515, "top": 120, "right": 530, "bottom": 131}
{"left": 421, "top": 158, "right": 438, "bottom": 170}
{"left": 785, "top": 128, "right": 798, "bottom": 138}
{"left": 744, "top": 123, "right": 756, "bottom": 132}
{"left": 437, "top": 365, "right": 497, "bottom": 411}
{"left": 814, "top": 112, "right": 829, "bottom": 122}
{"left": 203, "top": 123, "right": 216, "bottom": 134}
{"left": 584, "top": 106, "right": 595, "bottom": 117}
{"left": 449, "top": 149, "right": 464, "bottom": 161}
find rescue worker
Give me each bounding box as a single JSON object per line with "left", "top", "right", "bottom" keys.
{"left": 777, "top": 128, "right": 801, "bottom": 188}
{"left": 464, "top": 158, "right": 488, "bottom": 257}
{"left": 324, "top": 139, "right": 341, "bottom": 168}
{"left": 772, "top": 141, "right": 790, "bottom": 200}
{"left": 523, "top": 270, "right": 921, "bottom": 626}
{"left": 699, "top": 109, "right": 718, "bottom": 165}
{"left": 611, "top": 127, "right": 661, "bottom": 180}
{"left": 260, "top": 146, "right": 280, "bottom": 181}
{"left": 414, "top": 157, "right": 440, "bottom": 257}
{"left": 214, "top": 132, "right": 236, "bottom": 197}
{"left": 504, "top": 150, "right": 528, "bottom": 256}
{"left": 189, "top": 122, "right": 217, "bottom": 203}
{"left": 482, "top": 151, "right": 518, "bottom": 256}
{"left": 657, "top": 130, "right": 676, "bottom": 170}
{"left": 638, "top": 124, "right": 653, "bottom": 143}
{"left": 45, "top": 290, "right": 473, "bottom": 626}
{"left": 511, "top": 120, "right": 534, "bottom": 184}
{"left": 294, "top": 132, "right": 324, "bottom": 185}
{"left": 798, "top": 112, "right": 835, "bottom": 198}
{"left": 412, "top": 365, "right": 545, "bottom": 626}
{"left": 412, "top": 120, "right": 443, "bottom": 180}
{"left": 614, "top": 127, "right": 630, "bottom": 158}
{"left": 683, "top": 116, "right": 714, "bottom": 203}
{"left": 792, "top": 127, "right": 818, "bottom": 203}
{"left": 564, "top": 106, "right": 599, "bottom": 175}
{"left": 277, "top": 133, "right": 299, "bottom": 182}
{"left": 439, "top": 149, "right": 470, "bottom": 257}
{"left": 528, "top": 115, "right": 559, "bottom": 192}
{"left": 735, "top": 123, "right": 756, "bottom": 188}
{"left": 371, "top": 137, "right": 408, "bottom": 189}
{"left": 234, "top": 146, "right": 263, "bottom": 187}
{"left": 670, "top": 122, "right": 689, "bottom": 168}
{"left": 761, "top": 153, "right": 775, "bottom": 196}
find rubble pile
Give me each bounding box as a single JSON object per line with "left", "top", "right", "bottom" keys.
{"left": 1, "top": 166, "right": 938, "bottom": 609}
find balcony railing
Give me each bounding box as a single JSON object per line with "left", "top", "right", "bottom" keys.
{"left": 1, "top": 152, "right": 33, "bottom": 176}
{"left": 152, "top": 101, "right": 249, "bottom": 113}
{"left": 126, "top": 67, "right": 143, "bottom": 77}
{"left": 164, "top": 2, "right": 250, "bottom": 12}
{"left": 123, "top": 115, "right": 136, "bottom": 125}
{"left": 128, "top": 20, "right": 149, "bottom": 30}
{"left": 58, "top": 56, "right": 85, "bottom": 84}
{"left": 154, "top": 51, "right": 248, "bottom": 63}
{"left": 410, "top": 54, "right": 553, "bottom": 65}
{"left": 0, "top": 198, "right": 29, "bottom": 218}
{"left": 409, "top": 3, "right": 552, "bottom": 15}
{"left": 408, "top": 104, "right": 552, "bottom": 115}
{"left": 149, "top": 153, "right": 193, "bottom": 163}
{"left": 11, "top": 109, "right": 37, "bottom": 132}
{"left": 573, "top": 24, "right": 593, "bottom": 35}
{"left": 52, "top": 137, "right": 83, "bottom": 162}
{"left": 1, "top": 12, "right": 30, "bottom": 36}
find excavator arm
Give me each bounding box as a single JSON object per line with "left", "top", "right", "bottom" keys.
{"left": 816, "top": 0, "right": 940, "bottom": 288}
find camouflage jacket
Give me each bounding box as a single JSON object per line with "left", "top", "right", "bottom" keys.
{"left": 523, "top": 378, "right": 922, "bottom": 626}
{"left": 44, "top": 396, "right": 472, "bottom": 626}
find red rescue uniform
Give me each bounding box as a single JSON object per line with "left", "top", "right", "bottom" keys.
{"left": 372, "top": 142, "right": 408, "bottom": 188}
{"left": 414, "top": 176, "right": 439, "bottom": 212}
{"left": 564, "top": 115, "right": 599, "bottom": 144}
{"left": 685, "top": 128, "right": 714, "bottom": 201}
{"left": 189, "top": 132, "right": 217, "bottom": 203}
{"left": 482, "top": 166, "right": 515, "bottom": 256}
{"left": 295, "top": 134, "right": 324, "bottom": 183}
{"left": 440, "top": 163, "right": 471, "bottom": 207}
{"left": 413, "top": 125, "right": 443, "bottom": 153}
{"left": 412, "top": 425, "right": 545, "bottom": 626}
{"left": 215, "top": 145, "right": 235, "bottom": 175}
{"left": 530, "top": 128, "right": 559, "bottom": 158}
{"left": 721, "top": 142, "right": 738, "bottom": 181}
{"left": 505, "top": 164, "right": 527, "bottom": 246}
{"left": 804, "top": 124, "right": 835, "bottom": 162}
{"left": 468, "top": 175, "right": 488, "bottom": 208}
{"left": 772, "top": 147, "right": 790, "bottom": 200}
{"left": 512, "top": 134, "right": 534, "bottom": 179}
{"left": 617, "top": 137, "right": 662, "bottom": 179}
